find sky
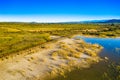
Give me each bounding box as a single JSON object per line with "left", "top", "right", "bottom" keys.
{"left": 0, "top": 0, "right": 120, "bottom": 22}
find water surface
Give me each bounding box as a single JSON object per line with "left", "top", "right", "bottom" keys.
{"left": 77, "top": 36, "right": 120, "bottom": 62}
{"left": 50, "top": 36, "right": 120, "bottom": 80}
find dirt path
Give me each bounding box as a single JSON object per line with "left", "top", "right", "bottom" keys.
{"left": 0, "top": 37, "right": 102, "bottom": 80}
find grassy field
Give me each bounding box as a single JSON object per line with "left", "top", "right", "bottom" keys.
{"left": 0, "top": 22, "right": 120, "bottom": 57}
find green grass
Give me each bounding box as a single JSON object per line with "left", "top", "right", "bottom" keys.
{"left": 0, "top": 22, "right": 120, "bottom": 57}
{"left": 103, "top": 63, "right": 120, "bottom": 80}
{"left": 0, "top": 27, "right": 50, "bottom": 57}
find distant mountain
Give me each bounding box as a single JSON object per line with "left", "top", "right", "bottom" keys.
{"left": 59, "top": 19, "right": 120, "bottom": 24}
{"left": 1, "top": 19, "right": 120, "bottom": 24}
{"left": 81, "top": 19, "right": 120, "bottom": 23}
{"left": 104, "top": 19, "right": 120, "bottom": 23}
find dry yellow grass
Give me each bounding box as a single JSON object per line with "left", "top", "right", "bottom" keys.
{"left": 0, "top": 37, "right": 102, "bottom": 80}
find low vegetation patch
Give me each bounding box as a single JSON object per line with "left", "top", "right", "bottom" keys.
{"left": 0, "top": 23, "right": 118, "bottom": 58}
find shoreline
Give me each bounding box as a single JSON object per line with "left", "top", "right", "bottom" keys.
{"left": 71, "top": 34, "right": 120, "bottom": 39}
{"left": 0, "top": 36, "right": 103, "bottom": 80}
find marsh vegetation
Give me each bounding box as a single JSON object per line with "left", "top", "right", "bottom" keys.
{"left": 0, "top": 22, "right": 120, "bottom": 80}
{"left": 0, "top": 23, "right": 120, "bottom": 57}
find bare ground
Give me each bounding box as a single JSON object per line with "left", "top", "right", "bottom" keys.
{"left": 0, "top": 37, "right": 102, "bottom": 80}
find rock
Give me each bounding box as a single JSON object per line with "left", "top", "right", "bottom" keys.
{"left": 104, "top": 57, "right": 109, "bottom": 60}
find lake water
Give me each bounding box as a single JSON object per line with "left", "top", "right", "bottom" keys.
{"left": 50, "top": 36, "right": 120, "bottom": 80}
{"left": 76, "top": 36, "right": 120, "bottom": 62}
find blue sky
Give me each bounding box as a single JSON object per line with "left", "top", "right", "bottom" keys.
{"left": 0, "top": 0, "right": 120, "bottom": 22}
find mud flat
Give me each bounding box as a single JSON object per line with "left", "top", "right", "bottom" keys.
{"left": 0, "top": 37, "right": 103, "bottom": 80}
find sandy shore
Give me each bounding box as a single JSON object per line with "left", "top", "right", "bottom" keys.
{"left": 0, "top": 37, "right": 103, "bottom": 80}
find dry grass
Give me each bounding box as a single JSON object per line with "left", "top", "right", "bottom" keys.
{"left": 0, "top": 37, "right": 103, "bottom": 80}
{"left": 67, "top": 60, "right": 77, "bottom": 66}
{"left": 71, "top": 52, "right": 82, "bottom": 58}
{"left": 84, "top": 48, "right": 97, "bottom": 56}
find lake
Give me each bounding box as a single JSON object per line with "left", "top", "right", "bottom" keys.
{"left": 77, "top": 36, "right": 120, "bottom": 62}
{"left": 50, "top": 36, "right": 120, "bottom": 80}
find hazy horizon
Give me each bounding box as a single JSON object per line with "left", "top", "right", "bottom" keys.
{"left": 0, "top": 15, "right": 120, "bottom": 23}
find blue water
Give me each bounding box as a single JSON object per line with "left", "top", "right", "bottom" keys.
{"left": 48, "top": 36, "right": 120, "bottom": 80}
{"left": 76, "top": 36, "right": 120, "bottom": 62}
